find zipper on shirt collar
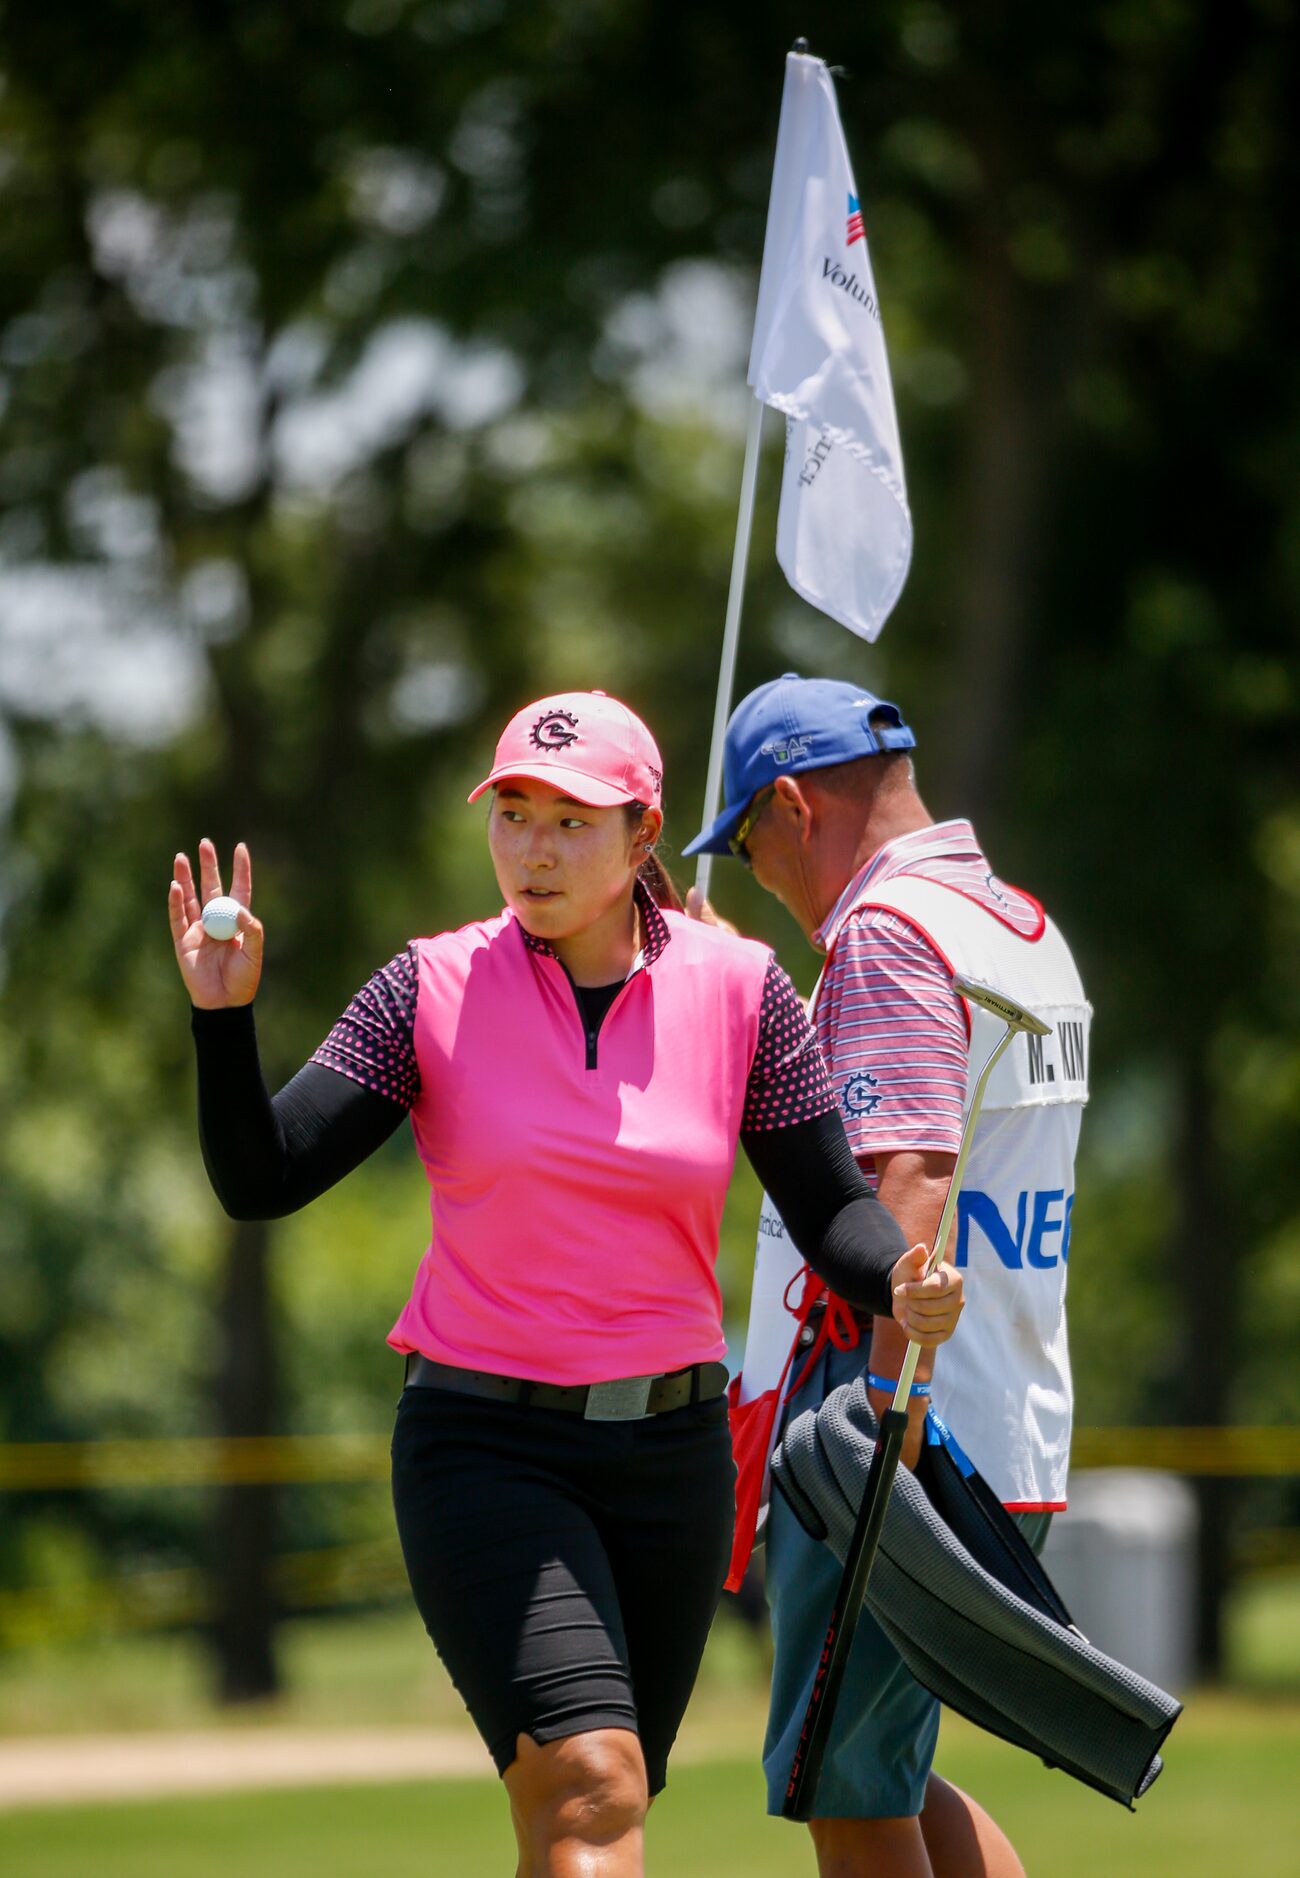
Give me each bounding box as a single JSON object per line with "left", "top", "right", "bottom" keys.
{"left": 554, "top": 951, "right": 645, "bottom": 1070}
{"left": 518, "top": 881, "right": 667, "bottom": 1070}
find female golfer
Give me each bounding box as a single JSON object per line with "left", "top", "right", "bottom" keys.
{"left": 168, "top": 690, "right": 963, "bottom": 1878}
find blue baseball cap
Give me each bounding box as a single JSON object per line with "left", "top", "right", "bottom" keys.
{"left": 684, "top": 673, "right": 916, "bottom": 857}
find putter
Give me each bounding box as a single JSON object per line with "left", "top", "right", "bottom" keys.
{"left": 782, "top": 975, "right": 1051, "bottom": 1821}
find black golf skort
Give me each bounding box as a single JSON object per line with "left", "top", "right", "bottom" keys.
{"left": 390, "top": 1379, "right": 735, "bottom": 1793}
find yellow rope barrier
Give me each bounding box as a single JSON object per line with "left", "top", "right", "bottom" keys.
{"left": 1069, "top": 1427, "right": 1300, "bottom": 1475}
{"left": 0, "top": 1435, "right": 389, "bottom": 1490}
{"left": 0, "top": 1427, "right": 1296, "bottom": 1489}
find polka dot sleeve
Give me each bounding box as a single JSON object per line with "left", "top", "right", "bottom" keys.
{"left": 309, "top": 945, "right": 420, "bottom": 1107}
{"left": 741, "top": 957, "right": 836, "bottom": 1130}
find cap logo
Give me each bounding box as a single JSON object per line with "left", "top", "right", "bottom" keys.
{"left": 760, "top": 734, "right": 811, "bottom": 765}
{"left": 530, "top": 709, "right": 579, "bottom": 751}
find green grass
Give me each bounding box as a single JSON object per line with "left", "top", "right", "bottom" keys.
{"left": 1, "top": 1699, "right": 1298, "bottom": 1877}
{"left": 1227, "top": 1569, "right": 1300, "bottom": 1689}
{"left": 0, "top": 1778, "right": 516, "bottom": 1878}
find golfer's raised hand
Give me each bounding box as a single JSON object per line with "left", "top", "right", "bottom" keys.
{"left": 889, "top": 1245, "right": 964, "bottom": 1348}
{"left": 168, "top": 838, "right": 264, "bottom": 1010}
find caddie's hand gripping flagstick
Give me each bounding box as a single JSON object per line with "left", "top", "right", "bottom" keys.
{"left": 782, "top": 975, "right": 1052, "bottom": 1822}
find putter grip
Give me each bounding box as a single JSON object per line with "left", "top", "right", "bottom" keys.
{"left": 782, "top": 1407, "right": 910, "bottom": 1820}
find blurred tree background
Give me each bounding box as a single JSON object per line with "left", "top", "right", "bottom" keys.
{"left": 0, "top": 0, "right": 1296, "bottom": 1704}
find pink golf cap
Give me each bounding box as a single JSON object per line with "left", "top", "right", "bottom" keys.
{"left": 467, "top": 690, "right": 664, "bottom": 809}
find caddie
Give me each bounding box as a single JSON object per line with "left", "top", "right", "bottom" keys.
{"left": 685, "top": 673, "right": 1091, "bottom": 1878}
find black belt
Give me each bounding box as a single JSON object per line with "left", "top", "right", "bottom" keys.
{"left": 403, "top": 1354, "right": 728, "bottom": 1421}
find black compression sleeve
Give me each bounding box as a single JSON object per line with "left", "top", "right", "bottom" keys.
{"left": 740, "top": 1109, "right": 909, "bottom": 1316}
{"left": 191, "top": 1005, "right": 408, "bottom": 1220}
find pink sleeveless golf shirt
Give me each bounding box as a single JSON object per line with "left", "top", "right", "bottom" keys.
{"left": 386, "top": 902, "right": 776, "bottom": 1385}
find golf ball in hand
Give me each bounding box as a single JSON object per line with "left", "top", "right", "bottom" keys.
{"left": 201, "top": 896, "right": 242, "bottom": 942}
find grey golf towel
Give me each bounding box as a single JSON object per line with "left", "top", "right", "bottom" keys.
{"left": 771, "top": 1376, "right": 1181, "bottom": 1808}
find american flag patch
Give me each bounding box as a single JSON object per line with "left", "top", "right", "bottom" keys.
{"left": 846, "top": 194, "right": 866, "bottom": 246}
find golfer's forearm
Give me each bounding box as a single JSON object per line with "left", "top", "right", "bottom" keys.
{"left": 740, "top": 1112, "right": 908, "bottom": 1315}
{"left": 810, "top": 1194, "right": 909, "bottom": 1313}
{"left": 191, "top": 1006, "right": 406, "bottom": 1217}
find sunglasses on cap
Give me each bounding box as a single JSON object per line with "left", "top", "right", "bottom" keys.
{"left": 727, "top": 785, "right": 776, "bottom": 867}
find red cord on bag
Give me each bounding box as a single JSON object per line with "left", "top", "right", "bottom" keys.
{"left": 787, "top": 1276, "right": 862, "bottom": 1398}
{"left": 724, "top": 1273, "right": 863, "bottom": 1592}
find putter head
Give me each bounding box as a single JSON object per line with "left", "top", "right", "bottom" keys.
{"left": 952, "top": 974, "right": 1051, "bottom": 1037}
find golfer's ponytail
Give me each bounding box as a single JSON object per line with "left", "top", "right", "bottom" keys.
{"left": 626, "top": 801, "right": 684, "bottom": 911}
{"left": 639, "top": 848, "right": 684, "bottom": 911}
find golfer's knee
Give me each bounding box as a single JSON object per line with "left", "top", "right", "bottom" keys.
{"left": 512, "top": 1728, "right": 648, "bottom": 1846}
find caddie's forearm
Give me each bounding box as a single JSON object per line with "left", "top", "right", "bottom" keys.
{"left": 740, "top": 1109, "right": 908, "bottom": 1317}
{"left": 870, "top": 1146, "right": 956, "bottom": 1375}
{"left": 869, "top": 1314, "right": 934, "bottom": 1390}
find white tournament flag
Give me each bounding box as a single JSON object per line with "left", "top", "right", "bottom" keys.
{"left": 749, "top": 51, "right": 912, "bottom": 641}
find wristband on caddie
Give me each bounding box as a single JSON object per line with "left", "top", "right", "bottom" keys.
{"left": 867, "top": 1371, "right": 931, "bottom": 1398}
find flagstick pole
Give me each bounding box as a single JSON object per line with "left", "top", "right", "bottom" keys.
{"left": 694, "top": 394, "right": 765, "bottom": 903}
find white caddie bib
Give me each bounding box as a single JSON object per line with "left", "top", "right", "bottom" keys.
{"left": 737, "top": 871, "right": 1090, "bottom": 1510}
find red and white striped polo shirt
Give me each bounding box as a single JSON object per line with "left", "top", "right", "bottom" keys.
{"left": 811, "top": 820, "right": 1041, "bottom": 1172}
